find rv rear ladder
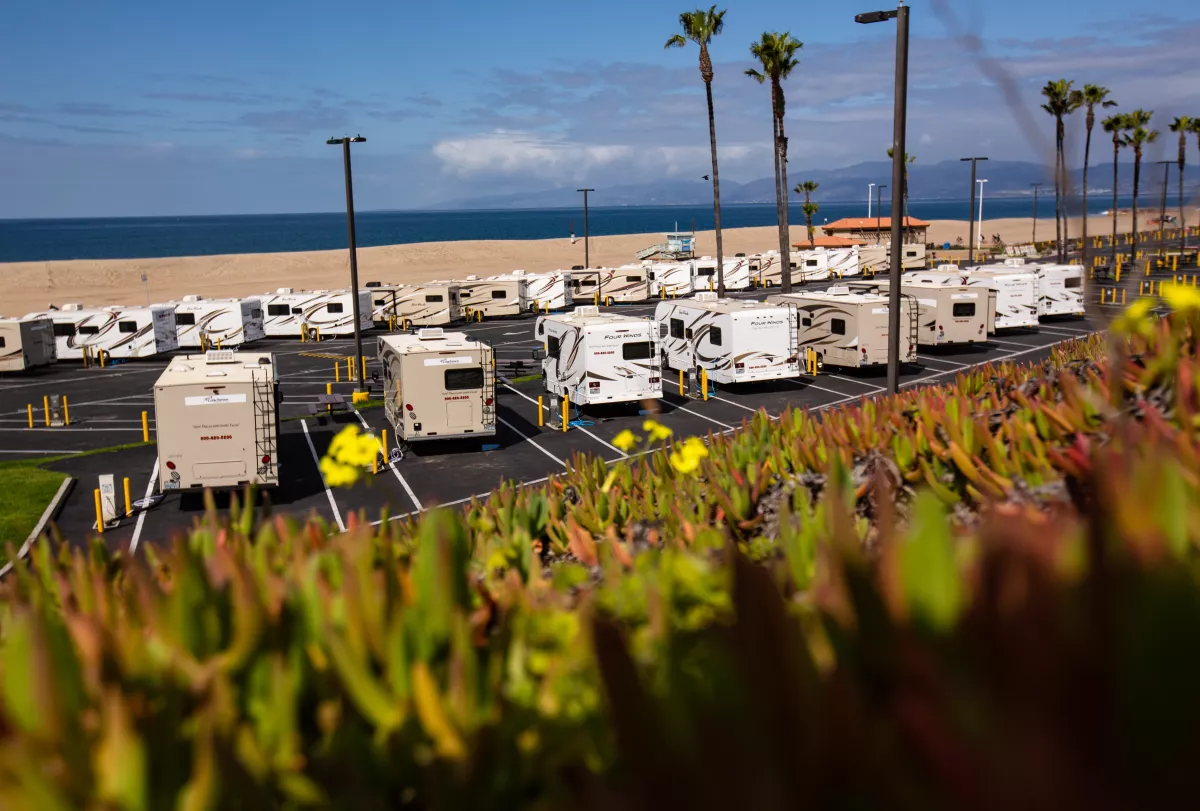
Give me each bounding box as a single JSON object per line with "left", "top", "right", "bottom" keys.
{"left": 252, "top": 372, "right": 278, "bottom": 483}
{"left": 481, "top": 349, "right": 497, "bottom": 427}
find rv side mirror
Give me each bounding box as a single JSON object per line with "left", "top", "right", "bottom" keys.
{"left": 532, "top": 348, "right": 545, "bottom": 361}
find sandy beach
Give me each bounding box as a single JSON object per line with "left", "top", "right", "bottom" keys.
{"left": 2, "top": 211, "right": 1189, "bottom": 317}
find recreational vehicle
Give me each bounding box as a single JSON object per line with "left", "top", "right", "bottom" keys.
{"left": 655, "top": 292, "right": 800, "bottom": 385}
{"left": 850, "top": 280, "right": 991, "bottom": 347}
{"left": 259, "top": 288, "right": 373, "bottom": 338}
{"left": 643, "top": 260, "right": 694, "bottom": 298}
{"left": 488, "top": 270, "right": 573, "bottom": 311}
{"left": 570, "top": 269, "right": 615, "bottom": 304}
{"left": 748, "top": 251, "right": 784, "bottom": 288}
{"left": 791, "top": 250, "right": 832, "bottom": 282}
{"left": 693, "top": 256, "right": 752, "bottom": 291}
{"left": 858, "top": 243, "right": 928, "bottom": 273}
{"left": 24, "top": 303, "right": 179, "bottom": 360}
{"left": 365, "top": 283, "right": 409, "bottom": 325}
{"left": 379, "top": 328, "right": 496, "bottom": 447}
{"left": 387, "top": 283, "right": 465, "bottom": 326}
{"left": 152, "top": 350, "right": 279, "bottom": 492}
{"left": 766, "top": 287, "right": 918, "bottom": 369}
{"left": 452, "top": 276, "right": 528, "bottom": 318}
{"left": 0, "top": 317, "right": 56, "bottom": 372}
{"left": 1031, "top": 264, "right": 1086, "bottom": 317}
{"left": 910, "top": 268, "right": 1039, "bottom": 330}
{"left": 570, "top": 267, "right": 651, "bottom": 304}
{"left": 170, "top": 295, "right": 266, "bottom": 348}
{"left": 535, "top": 307, "right": 662, "bottom": 406}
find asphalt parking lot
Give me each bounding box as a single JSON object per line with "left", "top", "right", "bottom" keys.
{"left": 0, "top": 285, "right": 1105, "bottom": 555}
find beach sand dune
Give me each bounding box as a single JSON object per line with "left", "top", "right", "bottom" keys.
{"left": 1, "top": 212, "right": 1185, "bottom": 316}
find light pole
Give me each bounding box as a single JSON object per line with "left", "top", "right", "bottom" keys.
{"left": 1031, "top": 183, "right": 1042, "bottom": 246}
{"left": 578, "top": 188, "right": 595, "bottom": 299}
{"left": 868, "top": 182, "right": 876, "bottom": 218}
{"left": 857, "top": 1, "right": 909, "bottom": 394}
{"left": 876, "top": 184, "right": 887, "bottom": 244}
{"left": 327, "top": 134, "right": 367, "bottom": 392}
{"left": 1156, "top": 160, "right": 1172, "bottom": 257}
{"left": 960, "top": 156, "right": 988, "bottom": 264}
{"left": 977, "top": 179, "right": 988, "bottom": 254}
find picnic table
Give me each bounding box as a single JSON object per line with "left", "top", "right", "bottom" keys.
{"left": 308, "top": 393, "right": 348, "bottom": 421}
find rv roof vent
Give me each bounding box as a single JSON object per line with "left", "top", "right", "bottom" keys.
{"left": 465, "top": 274, "right": 479, "bottom": 281}
{"left": 694, "top": 291, "right": 719, "bottom": 302}
{"left": 62, "top": 303, "right": 84, "bottom": 312}
{"left": 365, "top": 281, "right": 382, "bottom": 287}
{"left": 276, "top": 288, "right": 294, "bottom": 294}
{"left": 182, "top": 294, "right": 203, "bottom": 303}
{"left": 826, "top": 286, "right": 851, "bottom": 296}
{"left": 511, "top": 269, "right": 526, "bottom": 276}
{"left": 418, "top": 328, "right": 445, "bottom": 341}
{"left": 574, "top": 305, "right": 601, "bottom": 317}
{"left": 742, "top": 302, "right": 759, "bottom": 308}
{"left": 1003, "top": 258, "right": 1027, "bottom": 266}
{"left": 205, "top": 350, "right": 238, "bottom": 363}
{"left": 936, "top": 264, "right": 960, "bottom": 272}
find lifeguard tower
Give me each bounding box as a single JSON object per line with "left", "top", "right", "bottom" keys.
{"left": 636, "top": 231, "right": 696, "bottom": 261}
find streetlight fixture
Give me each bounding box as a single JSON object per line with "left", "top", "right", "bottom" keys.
{"left": 326, "top": 134, "right": 368, "bottom": 392}
{"left": 876, "top": 185, "right": 887, "bottom": 244}
{"left": 857, "top": 1, "right": 909, "bottom": 394}
{"left": 578, "top": 188, "right": 596, "bottom": 299}
{"left": 868, "top": 182, "right": 876, "bottom": 218}
{"left": 1031, "top": 183, "right": 1043, "bottom": 245}
{"left": 960, "top": 156, "right": 988, "bottom": 264}
{"left": 976, "top": 179, "right": 988, "bottom": 254}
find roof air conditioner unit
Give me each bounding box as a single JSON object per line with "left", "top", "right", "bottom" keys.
{"left": 182, "top": 294, "right": 203, "bottom": 302}
{"left": 827, "top": 286, "right": 851, "bottom": 295}
{"left": 205, "top": 350, "right": 238, "bottom": 363}
{"left": 276, "top": 288, "right": 294, "bottom": 294}
{"left": 694, "top": 291, "right": 719, "bottom": 302}
{"left": 574, "top": 305, "right": 600, "bottom": 317}
{"left": 418, "top": 328, "right": 445, "bottom": 340}
{"left": 62, "top": 303, "right": 84, "bottom": 311}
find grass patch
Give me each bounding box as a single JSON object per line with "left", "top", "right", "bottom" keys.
{"left": 508, "top": 374, "right": 543, "bottom": 385}
{"left": 0, "top": 466, "right": 68, "bottom": 547}
{"left": 0, "top": 440, "right": 155, "bottom": 470}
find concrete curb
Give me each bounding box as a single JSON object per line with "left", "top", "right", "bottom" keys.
{"left": 0, "top": 475, "right": 75, "bottom": 579}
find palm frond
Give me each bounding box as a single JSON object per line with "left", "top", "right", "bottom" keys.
{"left": 664, "top": 33, "right": 686, "bottom": 49}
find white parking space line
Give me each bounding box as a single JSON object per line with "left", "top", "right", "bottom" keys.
{"left": 916, "top": 355, "right": 969, "bottom": 368}
{"left": 671, "top": 403, "right": 736, "bottom": 430}
{"left": 712, "top": 395, "right": 768, "bottom": 415}
{"left": 496, "top": 416, "right": 567, "bottom": 468}
{"left": 0, "top": 427, "right": 148, "bottom": 433}
{"left": 900, "top": 338, "right": 1071, "bottom": 388}
{"left": 6, "top": 393, "right": 154, "bottom": 415}
{"left": 814, "top": 373, "right": 883, "bottom": 389}
{"left": 786, "top": 378, "right": 885, "bottom": 397}
{"left": 1037, "top": 325, "right": 1096, "bottom": 337}
{"left": 349, "top": 408, "right": 422, "bottom": 512}
{"left": 0, "top": 367, "right": 164, "bottom": 393}
{"left": 499, "top": 382, "right": 627, "bottom": 457}
{"left": 988, "top": 338, "right": 1039, "bottom": 348}
{"left": 301, "top": 419, "right": 346, "bottom": 532}
{"left": 129, "top": 459, "right": 160, "bottom": 556}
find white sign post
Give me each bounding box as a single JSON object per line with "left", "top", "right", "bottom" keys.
{"left": 98, "top": 474, "right": 118, "bottom": 526}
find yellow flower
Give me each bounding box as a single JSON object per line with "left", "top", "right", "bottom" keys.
{"left": 642, "top": 419, "right": 673, "bottom": 443}
{"left": 1162, "top": 282, "right": 1200, "bottom": 312}
{"left": 320, "top": 456, "right": 360, "bottom": 488}
{"left": 326, "top": 425, "right": 380, "bottom": 467}
{"left": 668, "top": 436, "right": 709, "bottom": 474}
{"left": 600, "top": 468, "right": 619, "bottom": 494}
{"left": 327, "top": 425, "right": 360, "bottom": 459}
{"left": 612, "top": 429, "right": 640, "bottom": 452}
{"left": 1111, "top": 297, "right": 1157, "bottom": 336}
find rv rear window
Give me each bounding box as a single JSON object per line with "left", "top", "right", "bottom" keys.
{"left": 581, "top": 279, "right": 596, "bottom": 287}
{"left": 491, "top": 290, "right": 507, "bottom": 299}
{"left": 0, "top": 337, "right": 5, "bottom": 348}
{"left": 622, "top": 341, "right": 653, "bottom": 360}
{"left": 445, "top": 367, "right": 484, "bottom": 391}
{"left": 78, "top": 326, "right": 100, "bottom": 336}
{"left": 251, "top": 308, "right": 262, "bottom": 319}
{"left": 697, "top": 267, "right": 714, "bottom": 277}
{"left": 670, "top": 318, "right": 684, "bottom": 339}
{"left": 53, "top": 323, "right": 76, "bottom": 337}
{"left": 374, "top": 299, "right": 387, "bottom": 306}
{"left": 625, "top": 275, "right": 642, "bottom": 283}
{"left": 708, "top": 326, "right": 723, "bottom": 346}
{"left": 906, "top": 250, "right": 918, "bottom": 258}
{"left": 118, "top": 321, "right": 138, "bottom": 334}
{"left": 831, "top": 318, "right": 846, "bottom": 336}
{"left": 802, "top": 317, "right": 812, "bottom": 327}
{"left": 267, "top": 305, "right": 290, "bottom": 316}
{"left": 175, "top": 313, "right": 196, "bottom": 326}
{"left": 953, "top": 303, "right": 976, "bottom": 317}
{"left": 291, "top": 307, "right": 303, "bottom": 314}
{"left": 1064, "top": 277, "right": 1081, "bottom": 289}
{"left": 806, "top": 260, "right": 819, "bottom": 268}
{"left": 327, "top": 303, "right": 344, "bottom": 314}
{"left": 425, "top": 295, "right": 444, "bottom": 303}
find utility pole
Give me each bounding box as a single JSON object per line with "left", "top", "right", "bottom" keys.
{"left": 875, "top": 185, "right": 887, "bottom": 245}
{"left": 961, "top": 157, "right": 988, "bottom": 264}
{"left": 1031, "top": 183, "right": 1042, "bottom": 245}
{"left": 977, "top": 179, "right": 988, "bottom": 254}
{"left": 857, "top": 2, "right": 908, "bottom": 394}
{"left": 578, "top": 188, "right": 595, "bottom": 299}
{"left": 327, "top": 135, "right": 367, "bottom": 392}
{"left": 868, "top": 182, "right": 876, "bottom": 218}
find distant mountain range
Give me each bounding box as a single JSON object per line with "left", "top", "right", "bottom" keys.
{"left": 432, "top": 159, "right": 1196, "bottom": 210}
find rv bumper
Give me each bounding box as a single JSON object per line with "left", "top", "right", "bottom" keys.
{"left": 403, "top": 427, "right": 497, "bottom": 442}
{"left": 578, "top": 390, "right": 664, "bottom": 405}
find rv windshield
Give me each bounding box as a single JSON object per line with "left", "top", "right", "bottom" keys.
{"left": 445, "top": 367, "right": 484, "bottom": 390}
{"left": 621, "top": 341, "right": 653, "bottom": 360}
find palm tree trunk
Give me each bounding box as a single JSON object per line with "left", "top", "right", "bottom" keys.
{"left": 1053, "top": 127, "right": 1063, "bottom": 262}
{"left": 1082, "top": 123, "right": 1092, "bottom": 269}
{"left": 1111, "top": 142, "right": 1119, "bottom": 266}
{"left": 770, "top": 113, "right": 784, "bottom": 291}
{"left": 1180, "top": 145, "right": 1187, "bottom": 254}
{"left": 1061, "top": 127, "right": 1071, "bottom": 261}
{"left": 703, "top": 77, "right": 724, "bottom": 297}
{"left": 777, "top": 112, "right": 793, "bottom": 289}
{"left": 1132, "top": 148, "right": 1141, "bottom": 260}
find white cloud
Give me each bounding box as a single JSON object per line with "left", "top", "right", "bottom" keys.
{"left": 919, "top": 133, "right": 934, "bottom": 145}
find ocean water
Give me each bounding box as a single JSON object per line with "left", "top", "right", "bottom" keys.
{"left": 0, "top": 197, "right": 1139, "bottom": 263}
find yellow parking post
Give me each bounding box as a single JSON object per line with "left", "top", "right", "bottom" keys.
{"left": 335, "top": 362, "right": 340, "bottom": 382}
{"left": 381, "top": 429, "right": 389, "bottom": 461}
{"left": 701, "top": 368, "right": 708, "bottom": 401}
{"left": 1173, "top": 255, "right": 1178, "bottom": 272}
{"left": 142, "top": 411, "right": 149, "bottom": 443}
{"left": 1121, "top": 289, "right": 1126, "bottom": 305}
{"left": 538, "top": 396, "right": 544, "bottom": 427}
{"left": 361, "top": 355, "right": 367, "bottom": 383}
{"left": 63, "top": 396, "right": 69, "bottom": 426}
{"left": 99, "top": 350, "right": 106, "bottom": 368}
{"left": 1115, "top": 266, "right": 1121, "bottom": 283}
{"left": 594, "top": 291, "right": 599, "bottom": 306}
{"left": 678, "top": 369, "right": 685, "bottom": 396}
{"left": 123, "top": 477, "right": 132, "bottom": 516}
{"left": 326, "top": 382, "right": 333, "bottom": 412}
{"left": 27, "top": 404, "right": 33, "bottom": 428}
{"left": 562, "top": 393, "right": 569, "bottom": 433}
{"left": 346, "top": 357, "right": 353, "bottom": 381}
{"left": 43, "top": 395, "right": 49, "bottom": 426}
{"left": 94, "top": 489, "right": 104, "bottom": 534}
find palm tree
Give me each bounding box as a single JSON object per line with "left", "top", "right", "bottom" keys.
{"left": 666, "top": 6, "right": 728, "bottom": 296}
{"left": 1079, "top": 85, "right": 1116, "bottom": 269}
{"left": 1169, "top": 116, "right": 1194, "bottom": 252}
{"left": 1102, "top": 113, "right": 1128, "bottom": 265}
{"left": 1122, "top": 109, "right": 1158, "bottom": 261}
{"left": 1041, "top": 79, "right": 1082, "bottom": 262}
{"left": 886, "top": 147, "right": 916, "bottom": 243}
{"left": 794, "top": 180, "right": 819, "bottom": 247}
{"left": 746, "top": 32, "right": 802, "bottom": 292}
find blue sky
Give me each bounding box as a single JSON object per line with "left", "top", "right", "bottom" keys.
{"left": 2, "top": 0, "right": 1198, "bottom": 217}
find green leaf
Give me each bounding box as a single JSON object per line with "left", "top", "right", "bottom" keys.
{"left": 899, "top": 492, "right": 962, "bottom": 632}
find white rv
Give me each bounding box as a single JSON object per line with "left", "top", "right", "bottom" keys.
{"left": 379, "top": 328, "right": 496, "bottom": 447}
{"left": 152, "top": 350, "right": 280, "bottom": 492}
{"left": 766, "top": 287, "right": 918, "bottom": 369}
{"left": 452, "top": 276, "right": 528, "bottom": 318}
{"left": 488, "top": 270, "right": 573, "bottom": 311}
{"left": 0, "top": 317, "right": 56, "bottom": 372}
{"left": 570, "top": 267, "right": 651, "bottom": 305}
{"left": 1031, "top": 264, "right": 1086, "bottom": 317}
{"left": 791, "top": 250, "right": 832, "bottom": 282}
{"left": 850, "top": 280, "right": 991, "bottom": 347}
{"left": 259, "top": 289, "right": 373, "bottom": 338}
{"left": 388, "top": 283, "right": 465, "bottom": 326}
{"left": 909, "top": 268, "right": 1039, "bottom": 331}
{"left": 535, "top": 307, "right": 662, "bottom": 406}
{"left": 643, "top": 260, "right": 694, "bottom": 298}
{"left": 693, "top": 256, "right": 752, "bottom": 292}
{"left": 365, "top": 283, "right": 409, "bottom": 325}
{"left": 24, "top": 304, "right": 178, "bottom": 360}
{"left": 748, "top": 251, "right": 784, "bottom": 288}
{"left": 655, "top": 293, "right": 800, "bottom": 385}
{"left": 858, "top": 243, "right": 928, "bottom": 273}
{"left": 170, "top": 295, "right": 266, "bottom": 348}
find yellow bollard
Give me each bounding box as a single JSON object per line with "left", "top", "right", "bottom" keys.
{"left": 301, "top": 326, "right": 307, "bottom": 343}
{"left": 43, "top": 395, "right": 49, "bottom": 427}
{"left": 678, "top": 369, "right": 685, "bottom": 396}
{"left": 562, "top": 393, "right": 569, "bottom": 433}
{"left": 1115, "top": 266, "right": 1121, "bottom": 283}
{"left": 373, "top": 453, "right": 378, "bottom": 475}
{"left": 27, "top": 404, "right": 33, "bottom": 429}
{"left": 63, "top": 396, "right": 69, "bottom": 426}
{"left": 335, "top": 362, "right": 340, "bottom": 382}
{"left": 124, "top": 477, "right": 132, "bottom": 516}
{"left": 701, "top": 368, "right": 708, "bottom": 401}
{"left": 346, "top": 357, "right": 353, "bottom": 381}
{"left": 1173, "top": 255, "right": 1178, "bottom": 272}
{"left": 361, "top": 355, "right": 367, "bottom": 383}
{"left": 99, "top": 350, "right": 106, "bottom": 368}
{"left": 1121, "top": 289, "right": 1126, "bottom": 305}
{"left": 594, "top": 291, "right": 599, "bottom": 306}
{"left": 94, "top": 489, "right": 104, "bottom": 534}
{"left": 326, "top": 382, "right": 333, "bottom": 413}
{"left": 381, "top": 429, "right": 388, "bottom": 461}
{"left": 142, "top": 411, "right": 149, "bottom": 443}
{"left": 538, "top": 396, "right": 544, "bottom": 427}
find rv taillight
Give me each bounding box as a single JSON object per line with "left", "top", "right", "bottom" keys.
{"left": 261, "top": 455, "right": 271, "bottom": 465}
{"left": 735, "top": 362, "right": 745, "bottom": 369}
{"left": 649, "top": 376, "right": 660, "bottom": 384}
{"left": 405, "top": 403, "right": 414, "bottom": 411}
{"left": 485, "top": 398, "right": 493, "bottom": 405}
{"left": 589, "top": 381, "right": 600, "bottom": 389}
{"left": 165, "top": 461, "right": 176, "bottom": 470}
{"left": 785, "top": 356, "right": 796, "bottom": 364}
{"left": 862, "top": 347, "right": 867, "bottom": 354}
{"left": 909, "top": 344, "right": 914, "bottom": 353}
